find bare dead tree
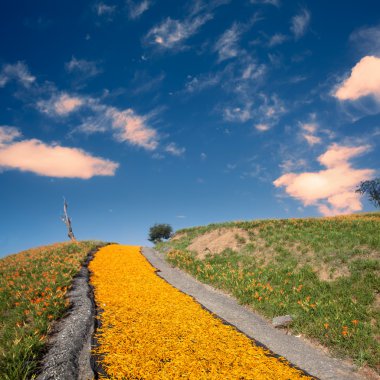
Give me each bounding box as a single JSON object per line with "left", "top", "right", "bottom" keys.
{"left": 61, "top": 198, "right": 77, "bottom": 242}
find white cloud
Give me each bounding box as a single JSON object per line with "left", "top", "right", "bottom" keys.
{"left": 349, "top": 25, "right": 380, "bottom": 56}
{"left": 165, "top": 142, "right": 186, "bottom": 156}
{"left": 127, "top": 0, "right": 150, "bottom": 19}
{"left": 241, "top": 63, "right": 266, "bottom": 80}
{"left": 223, "top": 105, "right": 252, "bottom": 123}
{"left": 259, "top": 93, "right": 286, "bottom": 121}
{"left": 334, "top": 56, "right": 380, "bottom": 101}
{"left": 290, "top": 8, "right": 310, "bottom": 39}
{"left": 279, "top": 158, "right": 308, "bottom": 172}
{"left": 0, "top": 127, "right": 118, "bottom": 178}
{"left": 0, "top": 62, "right": 36, "bottom": 88}
{"left": 95, "top": 2, "right": 116, "bottom": 16}
{"left": 222, "top": 93, "right": 285, "bottom": 126}
{"left": 65, "top": 57, "right": 102, "bottom": 79}
{"left": 146, "top": 14, "right": 212, "bottom": 49}
{"left": 185, "top": 73, "right": 220, "bottom": 93}
{"left": 214, "top": 23, "right": 241, "bottom": 62}
{"left": 274, "top": 143, "right": 374, "bottom": 215}
{"left": 0, "top": 126, "right": 21, "bottom": 146}
{"left": 37, "top": 93, "right": 84, "bottom": 116}
{"left": 268, "top": 33, "right": 288, "bottom": 47}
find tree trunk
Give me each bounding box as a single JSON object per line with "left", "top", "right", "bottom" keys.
{"left": 62, "top": 198, "right": 77, "bottom": 242}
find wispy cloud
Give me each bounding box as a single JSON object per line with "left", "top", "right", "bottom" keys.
{"left": 127, "top": 0, "right": 150, "bottom": 19}
{"left": 250, "top": 0, "right": 280, "bottom": 6}
{"left": 146, "top": 14, "right": 212, "bottom": 49}
{"left": 0, "top": 126, "right": 118, "bottom": 178}
{"left": 131, "top": 71, "right": 165, "bottom": 95}
{"left": 214, "top": 23, "right": 242, "bottom": 62}
{"left": 223, "top": 104, "right": 252, "bottom": 122}
{"left": 0, "top": 62, "right": 36, "bottom": 88}
{"left": 165, "top": 142, "right": 186, "bottom": 156}
{"left": 37, "top": 93, "right": 85, "bottom": 116}
{"left": 290, "top": 8, "right": 311, "bottom": 39}
{"left": 334, "top": 56, "right": 380, "bottom": 101}
{"left": 36, "top": 91, "right": 160, "bottom": 150}
{"left": 222, "top": 93, "right": 285, "bottom": 127}
{"left": 65, "top": 57, "right": 102, "bottom": 80}
{"left": 274, "top": 143, "right": 374, "bottom": 215}
{"left": 104, "top": 106, "right": 159, "bottom": 150}
{"left": 241, "top": 62, "right": 266, "bottom": 80}
{"left": 268, "top": 33, "right": 288, "bottom": 47}
{"left": 0, "top": 126, "right": 21, "bottom": 146}
{"left": 279, "top": 158, "right": 308, "bottom": 173}
{"left": 300, "top": 122, "right": 321, "bottom": 146}
{"left": 94, "top": 2, "right": 116, "bottom": 16}
{"left": 184, "top": 73, "right": 220, "bottom": 93}
{"left": 349, "top": 25, "right": 380, "bottom": 56}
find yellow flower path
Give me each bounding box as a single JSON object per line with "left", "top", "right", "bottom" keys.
{"left": 89, "top": 245, "right": 313, "bottom": 379}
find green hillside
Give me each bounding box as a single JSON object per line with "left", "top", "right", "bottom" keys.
{"left": 157, "top": 213, "right": 380, "bottom": 372}
{"left": 0, "top": 241, "right": 102, "bottom": 380}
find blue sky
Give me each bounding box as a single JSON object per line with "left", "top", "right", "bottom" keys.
{"left": 1, "top": 0, "right": 380, "bottom": 256}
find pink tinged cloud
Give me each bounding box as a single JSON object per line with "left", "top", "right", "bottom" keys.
{"left": 255, "top": 123, "right": 270, "bottom": 131}
{"left": 273, "top": 144, "right": 374, "bottom": 215}
{"left": 0, "top": 137, "right": 118, "bottom": 179}
{"left": 106, "top": 107, "right": 158, "bottom": 150}
{"left": 54, "top": 94, "right": 84, "bottom": 115}
{"left": 303, "top": 134, "right": 321, "bottom": 145}
{"left": 38, "top": 94, "right": 84, "bottom": 116}
{"left": 334, "top": 56, "right": 380, "bottom": 101}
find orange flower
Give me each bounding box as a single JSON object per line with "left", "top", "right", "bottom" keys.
{"left": 324, "top": 323, "right": 329, "bottom": 329}
{"left": 352, "top": 319, "right": 359, "bottom": 326}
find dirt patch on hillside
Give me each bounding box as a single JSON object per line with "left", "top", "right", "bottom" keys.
{"left": 317, "top": 263, "right": 351, "bottom": 282}
{"left": 188, "top": 228, "right": 249, "bottom": 259}
{"left": 171, "top": 232, "right": 187, "bottom": 241}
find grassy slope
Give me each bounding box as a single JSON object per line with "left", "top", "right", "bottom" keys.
{"left": 0, "top": 241, "right": 103, "bottom": 380}
{"left": 157, "top": 213, "right": 380, "bottom": 372}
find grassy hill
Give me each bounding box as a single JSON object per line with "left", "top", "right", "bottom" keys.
{"left": 157, "top": 213, "right": 380, "bottom": 373}
{"left": 0, "top": 241, "right": 102, "bottom": 380}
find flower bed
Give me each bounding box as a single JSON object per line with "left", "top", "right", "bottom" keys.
{"left": 90, "top": 244, "right": 312, "bottom": 379}
{"left": 0, "top": 241, "right": 100, "bottom": 379}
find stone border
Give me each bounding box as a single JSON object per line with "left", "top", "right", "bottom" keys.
{"left": 142, "top": 247, "right": 363, "bottom": 380}
{"left": 37, "top": 245, "right": 104, "bottom": 380}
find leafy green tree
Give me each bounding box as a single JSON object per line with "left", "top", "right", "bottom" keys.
{"left": 356, "top": 178, "right": 380, "bottom": 208}
{"left": 148, "top": 223, "right": 173, "bottom": 243}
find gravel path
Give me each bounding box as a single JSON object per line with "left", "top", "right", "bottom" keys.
{"left": 141, "top": 247, "right": 364, "bottom": 380}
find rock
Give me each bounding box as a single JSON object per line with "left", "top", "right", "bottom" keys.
{"left": 272, "top": 315, "right": 293, "bottom": 328}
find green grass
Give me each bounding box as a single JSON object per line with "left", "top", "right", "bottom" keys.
{"left": 0, "top": 241, "right": 103, "bottom": 380}
{"left": 157, "top": 213, "right": 380, "bottom": 372}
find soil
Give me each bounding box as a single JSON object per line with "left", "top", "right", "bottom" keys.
{"left": 187, "top": 228, "right": 249, "bottom": 259}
